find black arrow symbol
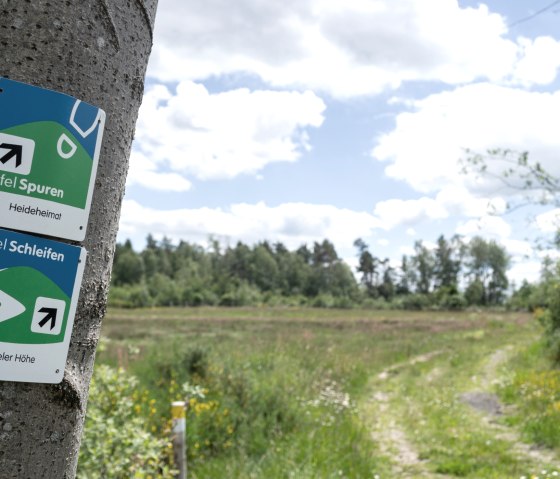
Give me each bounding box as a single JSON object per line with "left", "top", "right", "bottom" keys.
{"left": 38, "top": 307, "right": 58, "bottom": 330}
{"left": 0, "top": 143, "right": 23, "bottom": 168}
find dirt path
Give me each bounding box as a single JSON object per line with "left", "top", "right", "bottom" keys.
{"left": 368, "top": 389, "right": 451, "bottom": 478}
{"left": 365, "top": 350, "right": 452, "bottom": 478}
{"left": 363, "top": 343, "right": 559, "bottom": 477}
{"left": 377, "top": 350, "right": 444, "bottom": 380}
{"left": 460, "top": 346, "right": 558, "bottom": 465}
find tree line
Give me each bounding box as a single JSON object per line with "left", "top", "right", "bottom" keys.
{"left": 109, "top": 233, "right": 512, "bottom": 309}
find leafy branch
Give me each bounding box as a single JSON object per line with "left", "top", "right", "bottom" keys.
{"left": 461, "top": 148, "right": 560, "bottom": 211}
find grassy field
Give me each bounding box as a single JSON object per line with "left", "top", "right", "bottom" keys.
{"left": 82, "top": 307, "right": 560, "bottom": 478}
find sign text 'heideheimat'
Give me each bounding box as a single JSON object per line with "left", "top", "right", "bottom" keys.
{"left": 0, "top": 77, "right": 105, "bottom": 241}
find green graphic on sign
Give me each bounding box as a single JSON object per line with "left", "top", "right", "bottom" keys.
{"left": 0, "top": 267, "right": 69, "bottom": 344}
{"left": 0, "top": 228, "right": 86, "bottom": 384}
{"left": 0, "top": 122, "right": 94, "bottom": 209}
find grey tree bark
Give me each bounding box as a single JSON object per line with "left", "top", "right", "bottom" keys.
{"left": 0, "top": 1, "right": 158, "bottom": 477}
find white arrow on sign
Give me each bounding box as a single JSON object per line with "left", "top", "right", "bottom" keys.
{"left": 0, "top": 289, "right": 26, "bottom": 323}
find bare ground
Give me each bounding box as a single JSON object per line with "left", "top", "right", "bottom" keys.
{"left": 364, "top": 344, "right": 559, "bottom": 477}
{"left": 366, "top": 351, "right": 453, "bottom": 478}
{"left": 460, "top": 346, "right": 558, "bottom": 465}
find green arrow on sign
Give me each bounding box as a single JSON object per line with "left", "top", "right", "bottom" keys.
{"left": 0, "top": 267, "right": 69, "bottom": 344}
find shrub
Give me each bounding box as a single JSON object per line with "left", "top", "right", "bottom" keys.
{"left": 311, "top": 294, "right": 336, "bottom": 308}
{"left": 131, "top": 342, "right": 297, "bottom": 464}
{"left": 441, "top": 294, "right": 467, "bottom": 310}
{"left": 133, "top": 344, "right": 211, "bottom": 397}
{"left": 108, "top": 284, "right": 152, "bottom": 308}
{"left": 360, "top": 296, "right": 392, "bottom": 310}
{"left": 185, "top": 289, "right": 219, "bottom": 306}
{"left": 219, "top": 282, "right": 262, "bottom": 306}
{"left": 186, "top": 367, "right": 297, "bottom": 460}
{"left": 332, "top": 296, "right": 356, "bottom": 309}
{"left": 399, "top": 293, "right": 432, "bottom": 311}
{"left": 78, "top": 366, "right": 174, "bottom": 479}
{"left": 501, "top": 366, "right": 560, "bottom": 448}
{"left": 147, "top": 273, "right": 182, "bottom": 306}
{"left": 536, "top": 284, "right": 560, "bottom": 363}
{"left": 262, "top": 293, "right": 307, "bottom": 307}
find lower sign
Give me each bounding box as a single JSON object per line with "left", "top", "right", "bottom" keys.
{"left": 0, "top": 228, "right": 86, "bottom": 383}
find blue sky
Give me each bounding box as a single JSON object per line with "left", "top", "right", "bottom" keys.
{"left": 119, "top": 0, "right": 560, "bottom": 285}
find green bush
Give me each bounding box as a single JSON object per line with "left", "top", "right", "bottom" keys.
{"left": 500, "top": 343, "right": 560, "bottom": 448}
{"left": 131, "top": 341, "right": 297, "bottom": 464}
{"left": 536, "top": 283, "right": 560, "bottom": 362}
{"left": 108, "top": 284, "right": 152, "bottom": 308}
{"left": 147, "top": 273, "right": 183, "bottom": 306}
{"left": 78, "top": 366, "right": 174, "bottom": 479}
{"left": 440, "top": 294, "right": 467, "bottom": 310}
{"left": 262, "top": 293, "right": 307, "bottom": 307}
{"left": 219, "top": 282, "right": 262, "bottom": 306}
{"left": 186, "top": 366, "right": 298, "bottom": 461}
{"left": 465, "top": 279, "right": 485, "bottom": 306}
{"left": 310, "top": 293, "right": 336, "bottom": 308}
{"left": 332, "top": 295, "right": 356, "bottom": 309}
{"left": 399, "top": 293, "right": 433, "bottom": 310}
{"left": 507, "top": 280, "right": 539, "bottom": 311}
{"left": 183, "top": 288, "right": 219, "bottom": 306}
{"left": 132, "top": 344, "right": 210, "bottom": 399}
{"left": 360, "top": 297, "right": 392, "bottom": 310}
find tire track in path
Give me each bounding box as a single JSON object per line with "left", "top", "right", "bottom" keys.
{"left": 365, "top": 350, "right": 452, "bottom": 479}
{"left": 364, "top": 342, "right": 559, "bottom": 477}
{"left": 461, "top": 345, "right": 559, "bottom": 466}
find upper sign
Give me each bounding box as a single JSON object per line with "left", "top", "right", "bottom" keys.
{"left": 0, "top": 77, "right": 105, "bottom": 241}
{"left": 0, "top": 228, "right": 86, "bottom": 384}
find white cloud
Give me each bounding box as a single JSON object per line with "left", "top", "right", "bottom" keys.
{"left": 399, "top": 245, "right": 415, "bottom": 256}
{"left": 435, "top": 186, "right": 506, "bottom": 217}
{"left": 537, "top": 249, "right": 560, "bottom": 260}
{"left": 133, "top": 82, "right": 325, "bottom": 186}
{"left": 501, "top": 238, "right": 533, "bottom": 257}
{"left": 508, "top": 260, "right": 541, "bottom": 285}
{"left": 513, "top": 36, "right": 560, "bottom": 86}
{"left": 455, "top": 215, "right": 512, "bottom": 239}
{"left": 371, "top": 186, "right": 506, "bottom": 231}
{"left": 373, "top": 83, "right": 560, "bottom": 196}
{"left": 127, "top": 151, "right": 192, "bottom": 192}
{"left": 374, "top": 197, "right": 448, "bottom": 230}
{"left": 149, "top": 0, "right": 560, "bottom": 98}
{"left": 536, "top": 208, "right": 560, "bottom": 233}
{"left": 119, "top": 200, "right": 380, "bottom": 251}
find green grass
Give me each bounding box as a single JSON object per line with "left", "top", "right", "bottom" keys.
{"left": 499, "top": 339, "right": 560, "bottom": 449}
{"left": 83, "top": 307, "right": 560, "bottom": 478}
{"left": 361, "top": 315, "right": 560, "bottom": 478}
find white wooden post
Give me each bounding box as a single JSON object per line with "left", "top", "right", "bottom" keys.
{"left": 171, "top": 401, "right": 187, "bottom": 479}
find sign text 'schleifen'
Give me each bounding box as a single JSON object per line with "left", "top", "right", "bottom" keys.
{"left": 0, "top": 228, "right": 86, "bottom": 384}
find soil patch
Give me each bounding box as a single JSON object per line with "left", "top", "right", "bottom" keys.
{"left": 460, "top": 391, "right": 502, "bottom": 416}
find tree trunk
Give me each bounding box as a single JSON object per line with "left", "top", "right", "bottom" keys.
{"left": 0, "top": 1, "right": 158, "bottom": 477}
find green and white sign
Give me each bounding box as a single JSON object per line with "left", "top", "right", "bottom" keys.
{"left": 0, "top": 77, "right": 105, "bottom": 241}
{"left": 0, "top": 228, "right": 86, "bottom": 384}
